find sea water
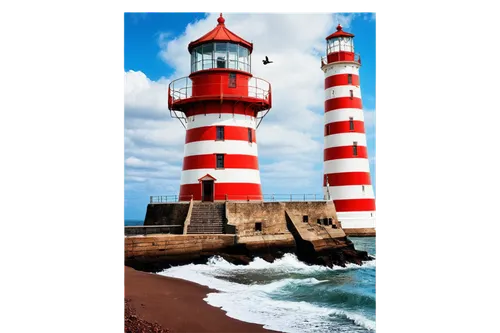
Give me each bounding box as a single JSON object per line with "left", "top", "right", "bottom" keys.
{"left": 158, "top": 237, "right": 376, "bottom": 332}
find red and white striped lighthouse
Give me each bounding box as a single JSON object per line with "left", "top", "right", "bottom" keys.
{"left": 168, "top": 14, "right": 272, "bottom": 202}
{"left": 321, "top": 24, "right": 376, "bottom": 233}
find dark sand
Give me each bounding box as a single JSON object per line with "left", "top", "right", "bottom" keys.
{"left": 125, "top": 266, "right": 280, "bottom": 333}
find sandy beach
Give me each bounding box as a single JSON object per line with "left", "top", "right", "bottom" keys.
{"left": 125, "top": 266, "right": 280, "bottom": 333}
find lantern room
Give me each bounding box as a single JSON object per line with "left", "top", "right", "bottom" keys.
{"left": 190, "top": 43, "right": 251, "bottom": 72}
{"left": 323, "top": 24, "right": 360, "bottom": 65}
{"left": 188, "top": 14, "right": 253, "bottom": 73}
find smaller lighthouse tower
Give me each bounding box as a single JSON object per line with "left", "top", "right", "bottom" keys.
{"left": 321, "top": 24, "right": 376, "bottom": 235}
{"left": 168, "top": 14, "right": 272, "bottom": 202}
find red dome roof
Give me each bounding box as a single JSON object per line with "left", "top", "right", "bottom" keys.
{"left": 326, "top": 24, "right": 355, "bottom": 40}
{"left": 188, "top": 14, "right": 253, "bottom": 53}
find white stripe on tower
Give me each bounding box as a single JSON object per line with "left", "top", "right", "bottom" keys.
{"left": 324, "top": 85, "right": 362, "bottom": 100}
{"left": 324, "top": 108, "right": 365, "bottom": 124}
{"left": 184, "top": 141, "right": 259, "bottom": 157}
{"left": 322, "top": 28, "right": 376, "bottom": 230}
{"left": 324, "top": 133, "right": 367, "bottom": 149}
{"left": 186, "top": 113, "right": 258, "bottom": 129}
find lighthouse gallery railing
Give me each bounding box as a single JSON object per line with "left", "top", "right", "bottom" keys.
{"left": 168, "top": 76, "right": 271, "bottom": 105}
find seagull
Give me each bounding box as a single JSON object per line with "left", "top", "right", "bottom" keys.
{"left": 262, "top": 56, "right": 273, "bottom": 65}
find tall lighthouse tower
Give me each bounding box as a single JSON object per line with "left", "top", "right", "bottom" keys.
{"left": 321, "top": 24, "right": 376, "bottom": 234}
{"left": 168, "top": 14, "right": 272, "bottom": 202}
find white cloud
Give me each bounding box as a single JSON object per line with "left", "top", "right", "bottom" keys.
{"left": 125, "top": 13, "right": 375, "bottom": 200}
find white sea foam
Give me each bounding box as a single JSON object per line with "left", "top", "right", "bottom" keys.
{"left": 158, "top": 254, "right": 375, "bottom": 332}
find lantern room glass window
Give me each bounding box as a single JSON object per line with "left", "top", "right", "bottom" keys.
{"left": 202, "top": 43, "right": 213, "bottom": 70}
{"left": 327, "top": 37, "right": 354, "bottom": 54}
{"left": 215, "top": 42, "right": 227, "bottom": 68}
{"left": 191, "top": 42, "right": 251, "bottom": 73}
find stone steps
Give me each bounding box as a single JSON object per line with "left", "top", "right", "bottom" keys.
{"left": 189, "top": 220, "right": 224, "bottom": 223}
{"left": 187, "top": 227, "right": 225, "bottom": 234}
{"left": 187, "top": 223, "right": 224, "bottom": 226}
{"left": 187, "top": 203, "right": 226, "bottom": 234}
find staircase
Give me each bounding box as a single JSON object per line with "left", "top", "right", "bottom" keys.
{"left": 187, "top": 202, "right": 226, "bottom": 234}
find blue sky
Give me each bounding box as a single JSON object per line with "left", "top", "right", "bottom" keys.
{"left": 124, "top": 12, "right": 376, "bottom": 220}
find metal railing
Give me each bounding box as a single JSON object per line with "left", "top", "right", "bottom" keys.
{"left": 321, "top": 53, "right": 361, "bottom": 66}
{"left": 168, "top": 76, "right": 271, "bottom": 105}
{"left": 150, "top": 194, "right": 327, "bottom": 203}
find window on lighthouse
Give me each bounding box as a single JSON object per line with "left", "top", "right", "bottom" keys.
{"left": 350, "top": 90, "right": 354, "bottom": 99}
{"left": 248, "top": 128, "right": 253, "bottom": 143}
{"left": 228, "top": 43, "right": 238, "bottom": 69}
{"left": 202, "top": 43, "right": 214, "bottom": 70}
{"left": 342, "top": 37, "right": 353, "bottom": 52}
{"left": 215, "top": 43, "right": 227, "bottom": 68}
{"left": 228, "top": 73, "right": 236, "bottom": 88}
{"left": 353, "top": 141, "right": 358, "bottom": 156}
{"left": 216, "top": 154, "right": 225, "bottom": 169}
{"left": 216, "top": 126, "right": 225, "bottom": 141}
{"left": 192, "top": 47, "right": 203, "bottom": 72}
{"left": 238, "top": 46, "right": 250, "bottom": 72}
{"left": 349, "top": 117, "right": 354, "bottom": 131}
{"left": 348, "top": 74, "right": 352, "bottom": 84}
{"left": 327, "top": 38, "right": 338, "bottom": 53}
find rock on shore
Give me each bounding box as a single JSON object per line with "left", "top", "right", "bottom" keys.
{"left": 125, "top": 298, "right": 169, "bottom": 333}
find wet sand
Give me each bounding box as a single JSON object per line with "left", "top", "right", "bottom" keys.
{"left": 125, "top": 266, "right": 280, "bottom": 333}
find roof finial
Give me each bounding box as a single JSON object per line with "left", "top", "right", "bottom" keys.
{"left": 336, "top": 24, "right": 342, "bottom": 31}
{"left": 217, "top": 13, "right": 225, "bottom": 25}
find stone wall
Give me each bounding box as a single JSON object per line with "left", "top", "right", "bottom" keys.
{"left": 226, "top": 202, "right": 288, "bottom": 237}
{"left": 125, "top": 234, "right": 235, "bottom": 258}
{"left": 143, "top": 203, "right": 190, "bottom": 227}
{"left": 226, "top": 201, "right": 340, "bottom": 237}
{"left": 225, "top": 201, "right": 343, "bottom": 249}
{"left": 286, "top": 211, "right": 346, "bottom": 252}
{"left": 125, "top": 225, "right": 183, "bottom": 236}
{"left": 343, "top": 228, "right": 376, "bottom": 237}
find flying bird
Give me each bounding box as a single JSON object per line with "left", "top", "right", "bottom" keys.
{"left": 262, "top": 56, "right": 273, "bottom": 65}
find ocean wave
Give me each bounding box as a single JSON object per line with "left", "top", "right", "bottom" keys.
{"left": 205, "top": 253, "right": 375, "bottom": 274}
{"left": 330, "top": 309, "right": 376, "bottom": 331}
{"left": 159, "top": 253, "right": 376, "bottom": 332}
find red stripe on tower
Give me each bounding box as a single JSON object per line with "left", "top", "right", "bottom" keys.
{"left": 321, "top": 24, "right": 376, "bottom": 231}
{"left": 168, "top": 14, "right": 271, "bottom": 202}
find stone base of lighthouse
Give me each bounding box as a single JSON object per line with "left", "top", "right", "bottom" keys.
{"left": 125, "top": 200, "right": 374, "bottom": 272}
{"left": 336, "top": 211, "right": 376, "bottom": 237}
